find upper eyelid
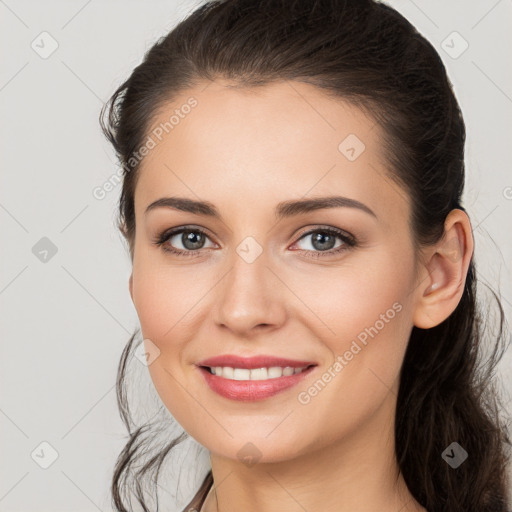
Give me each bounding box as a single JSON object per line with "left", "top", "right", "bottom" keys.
{"left": 295, "top": 225, "right": 352, "bottom": 238}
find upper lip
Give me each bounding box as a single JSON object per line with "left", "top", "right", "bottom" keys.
{"left": 196, "top": 355, "right": 317, "bottom": 370}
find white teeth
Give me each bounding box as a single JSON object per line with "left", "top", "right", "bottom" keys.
{"left": 220, "top": 366, "right": 233, "bottom": 379}
{"left": 267, "top": 367, "right": 283, "bottom": 378}
{"left": 210, "top": 366, "right": 308, "bottom": 380}
{"left": 233, "top": 368, "right": 250, "bottom": 381}
{"left": 250, "top": 367, "right": 268, "bottom": 380}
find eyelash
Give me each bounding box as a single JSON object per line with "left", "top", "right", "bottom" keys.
{"left": 153, "top": 225, "right": 357, "bottom": 260}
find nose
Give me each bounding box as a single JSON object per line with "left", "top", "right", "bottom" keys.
{"left": 212, "top": 248, "right": 287, "bottom": 337}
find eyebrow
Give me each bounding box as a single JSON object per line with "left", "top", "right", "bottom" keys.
{"left": 145, "top": 195, "right": 377, "bottom": 220}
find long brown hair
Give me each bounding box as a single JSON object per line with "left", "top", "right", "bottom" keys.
{"left": 99, "top": 1, "right": 511, "bottom": 510}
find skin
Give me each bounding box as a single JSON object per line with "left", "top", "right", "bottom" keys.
{"left": 128, "top": 79, "right": 474, "bottom": 512}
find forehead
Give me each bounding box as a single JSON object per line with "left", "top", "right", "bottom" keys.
{"left": 134, "top": 79, "right": 410, "bottom": 227}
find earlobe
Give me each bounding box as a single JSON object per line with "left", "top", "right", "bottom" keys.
{"left": 413, "top": 209, "right": 473, "bottom": 329}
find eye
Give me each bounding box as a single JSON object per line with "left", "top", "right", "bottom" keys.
{"left": 153, "top": 226, "right": 216, "bottom": 257}
{"left": 153, "top": 225, "right": 357, "bottom": 259}
{"left": 290, "top": 226, "right": 357, "bottom": 259}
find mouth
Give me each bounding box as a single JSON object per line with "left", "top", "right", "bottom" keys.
{"left": 195, "top": 358, "right": 318, "bottom": 401}
{"left": 196, "top": 354, "right": 317, "bottom": 371}
{"left": 199, "top": 364, "right": 316, "bottom": 380}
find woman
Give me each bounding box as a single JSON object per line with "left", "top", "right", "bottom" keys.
{"left": 99, "top": 0, "right": 511, "bottom": 510}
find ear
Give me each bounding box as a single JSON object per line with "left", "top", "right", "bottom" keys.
{"left": 412, "top": 209, "right": 474, "bottom": 329}
{"left": 129, "top": 273, "right": 134, "bottom": 303}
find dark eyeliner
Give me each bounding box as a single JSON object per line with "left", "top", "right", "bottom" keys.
{"left": 293, "top": 226, "right": 357, "bottom": 259}
{"left": 152, "top": 225, "right": 357, "bottom": 258}
{"left": 152, "top": 226, "right": 211, "bottom": 257}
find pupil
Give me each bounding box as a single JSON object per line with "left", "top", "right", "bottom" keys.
{"left": 312, "top": 232, "right": 335, "bottom": 251}
{"left": 183, "top": 231, "right": 204, "bottom": 250}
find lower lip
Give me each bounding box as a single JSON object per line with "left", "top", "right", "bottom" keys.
{"left": 197, "top": 366, "right": 316, "bottom": 401}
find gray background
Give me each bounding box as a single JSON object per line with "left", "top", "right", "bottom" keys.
{"left": 1, "top": 0, "right": 511, "bottom": 510}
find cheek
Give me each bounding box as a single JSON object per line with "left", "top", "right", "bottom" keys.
{"left": 132, "top": 276, "right": 173, "bottom": 340}
{"left": 290, "top": 251, "right": 412, "bottom": 343}
{"left": 345, "top": 263, "right": 412, "bottom": 369}
{"left": 130, "top": 265, "right": 206, "bottom": 427}
{"left": 291, "top": 251, "right": 415, "bottom": 403}
{"left": 130, "top": 260, "right": 214, "bottom": 389}
{"left": 289, "top": 271, "right": 413, "bottom": 455}
{"left": 131, "top": 258, "right": 192, "bottom": 340}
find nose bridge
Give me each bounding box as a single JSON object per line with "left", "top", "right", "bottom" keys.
{"left": 213, "top": 238, "right": 285, "bottom": 334}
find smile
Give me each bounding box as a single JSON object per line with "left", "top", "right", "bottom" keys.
{"left": 204, "top": 365, "right": 311, "bottom": 380}
{"left": 197, "top": 364, "right": 317, "bottom": 401}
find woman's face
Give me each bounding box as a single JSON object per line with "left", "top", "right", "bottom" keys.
{"left": 129, "top": 79, "right": 425, "bottom": 463}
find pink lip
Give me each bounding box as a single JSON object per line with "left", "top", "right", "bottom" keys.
{"left": 196, "top": 354, "right": 317, "bottom": 369}
{"left": 196, "top": 365, "right": 316, "bottom": 401}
